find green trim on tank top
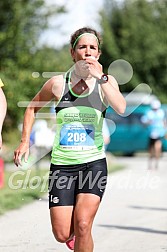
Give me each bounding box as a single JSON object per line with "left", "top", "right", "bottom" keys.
{"left": 55, "top": 72, "right": 68, "bottom": 108}
{"left": 68, "top": 71, "right": 96, "bottom": 98}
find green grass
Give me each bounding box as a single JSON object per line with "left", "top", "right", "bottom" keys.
{"left": 108, "top": 163, "right": 124, "bottom": 173}
{"left": 106, "top": 152, "right": 124, "bottom": 173}
{"left": 0, "top": 169, "right": 49, "bottom": 215}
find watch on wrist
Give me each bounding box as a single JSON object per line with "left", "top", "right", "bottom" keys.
{"left": 98, "top": 74, "right": 108, "bottom": 84}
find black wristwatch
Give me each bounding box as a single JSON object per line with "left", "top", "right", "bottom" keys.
{"left": 98, "top": 74, "right": 108, "bottom": 84}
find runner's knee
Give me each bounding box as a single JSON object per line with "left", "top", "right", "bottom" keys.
{"left": 52, "top": 228, "right": 70, "bottom": 243}
{"left": 75, "top": 220, "right": 91, "bottom": 237}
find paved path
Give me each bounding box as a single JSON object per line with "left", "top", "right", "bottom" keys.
{"left": 0, "top": 154, "right": 167, "bottom": 252}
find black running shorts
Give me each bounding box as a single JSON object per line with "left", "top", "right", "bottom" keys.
{"left": 48, "top": 158, "right": 107, "bottom": 208}
{"left": 149, "top": 137, "right": 163, "bottom": 147}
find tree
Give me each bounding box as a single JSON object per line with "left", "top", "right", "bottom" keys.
{"left": 0, "top": 0, "right": 66, "bottom": 68}
{"left": 0, "top": 0, "right": 66, "bottom": 129}
{"left": 0, "top": 0, "right": 46, "bottom": 68}
{"left": 101, "top": 0, "right": 167, "bottom": 102}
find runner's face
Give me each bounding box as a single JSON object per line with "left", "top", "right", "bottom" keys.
{"left": 71, "top": 34, "right": 100, "bottom": 62}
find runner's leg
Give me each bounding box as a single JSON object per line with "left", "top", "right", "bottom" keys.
{"left": 50, "top": 206, "right": 74, "bottom": 242}
{"left": 73, "top": 193, "right": 101, "bottom": 252}
{"left": 154, "top": 139, "right": 162, "bottom": 169}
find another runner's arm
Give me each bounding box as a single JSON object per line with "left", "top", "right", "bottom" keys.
{"left": 0, "top": 88, "right": 7, "bottom": 133}
{"left": 0, "top": 88, "right": 7, "bottom": 148}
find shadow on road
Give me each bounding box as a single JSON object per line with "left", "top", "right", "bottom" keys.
{"left": 98, "top": 224, "right": 167, "bottom": 235}
{"left": 129, "top": 205, "right": 167, "bottom": 212}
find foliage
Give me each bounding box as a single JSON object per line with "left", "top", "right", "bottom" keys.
{"left": 0, "top": 0, "right": 69, "bottom": 134}
{"left": 30, "top": 45, "right": 72, "bottom": 74}
{"left": 0, "top": 0, "right": 46, "bottom": 68}
{"left": 0, "top": 0, "right": 66, "bottom": 68}
{"left": 100, "top": 0, "right": 167, "bottom": 102}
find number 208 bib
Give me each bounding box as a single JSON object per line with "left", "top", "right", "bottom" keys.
{"left": 60, "top": 124, "right": 95, "bottom": 150}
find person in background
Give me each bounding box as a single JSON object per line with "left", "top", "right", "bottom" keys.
{"left": 14, "top": 27, "right": 126, "bottom": 251}
{"left": 0, "top": 78, "right": 7, "bottom": 149}
{"left": 102, "top": 118, "right": 110, "bottom": 150}
{"left": 141, "top": 100, "right": 166, "bottom": 169}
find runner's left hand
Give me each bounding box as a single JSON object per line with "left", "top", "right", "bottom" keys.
{"left": 85, "top": 57, "right": 103, "bottom": 79}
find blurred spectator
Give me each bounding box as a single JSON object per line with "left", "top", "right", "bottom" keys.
{"left": 141, "top": 100, "right": 166, "bottom": 169}
{"left": 29, "top": 120, "right": 55, "bottom": 168}
{"left": 32, "top": 120, "right": 54, "bottom": 148}
{"left": 102, "top": 119, "right": 110, "bottom": 150}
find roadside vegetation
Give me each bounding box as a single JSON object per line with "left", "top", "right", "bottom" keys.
{"left": 0, "top": 168, "right": 49, "bottom": 215}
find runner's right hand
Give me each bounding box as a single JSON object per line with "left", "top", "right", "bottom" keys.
{"left": 14, "top": 142, "right": 30, "bottom": 166}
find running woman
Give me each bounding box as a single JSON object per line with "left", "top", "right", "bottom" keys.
{"left": 14, "top": 27, "right": 126, "bottom": 251}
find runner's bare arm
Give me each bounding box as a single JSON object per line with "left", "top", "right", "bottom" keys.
{"left": 100, "top": 75, "right": 126, "bottom": 114}
{"left": 0, "top": 88, "right": 7, "bottom": 148}
{"left": 14, "top": 76, "right": 61, "bottom": 166}
{"left": 85, "top": 57, "right": 126, "bottom": 114}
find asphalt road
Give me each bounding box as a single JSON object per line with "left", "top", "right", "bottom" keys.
{"left": 0, "top": 154, "right": 167, "bottom": 252}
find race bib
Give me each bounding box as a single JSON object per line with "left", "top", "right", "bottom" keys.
{"left": 60, "top": 124, "right": 95, "bottom": 150}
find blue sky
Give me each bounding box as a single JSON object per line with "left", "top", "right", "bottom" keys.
{"left": 40, "top": 0, "right": 104, "bottom": 48}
